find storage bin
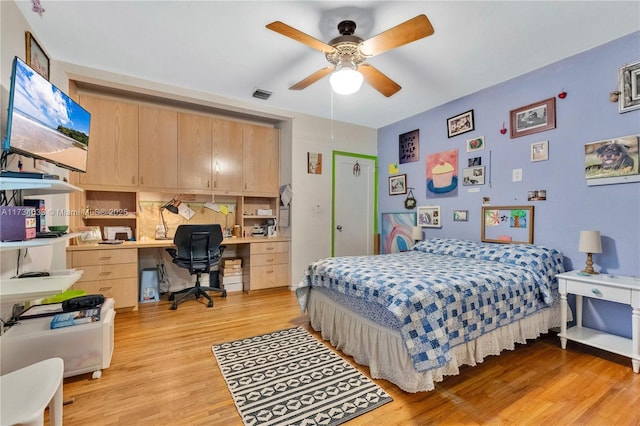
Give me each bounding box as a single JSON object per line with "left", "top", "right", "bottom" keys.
{"left": 1, "top": 299, "right": 115, "bottom": 378}
{"left": 139, "top": 268, "right": 160, "bottom": 303}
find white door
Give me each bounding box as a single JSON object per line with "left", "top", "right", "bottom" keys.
{"left": 333, "top": 152, "right": 377, "bottom": 257}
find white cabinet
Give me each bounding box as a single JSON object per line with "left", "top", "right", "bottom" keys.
{"left": 557, "top": 271, "right": 640, "bottom": 373}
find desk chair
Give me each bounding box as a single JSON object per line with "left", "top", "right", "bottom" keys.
{"left": 165, "top": 224, "right": 227, "bottom": 310}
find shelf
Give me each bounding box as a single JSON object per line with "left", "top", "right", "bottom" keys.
{"left": 563, "top": 326, "right": 634, "bottom": 359}
{"left": 84, "top": 215, "right": 137, "bottom": 220}
{"left": 0, "top": 177, "right": 83, "bottom": 195}
{"left": 0, "top": 233, "right": 80, "bottom": 252}
{"left": 0, "top": 270, "right": 83, "bottom": 304}
{"left": 243, "top": 215, "right": 277, "bottom": 219}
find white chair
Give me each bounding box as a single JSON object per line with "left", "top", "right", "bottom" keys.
{"left": 0, "top": 357, "right": 64, "bottom": 426}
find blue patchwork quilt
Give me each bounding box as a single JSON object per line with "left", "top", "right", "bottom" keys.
{"left": 297, "top": 238, "right": 565, "bottom": 372}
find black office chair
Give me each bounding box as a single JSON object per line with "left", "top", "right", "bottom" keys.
{"left": 165, "top": 224, "right": 227, "bottom": 310}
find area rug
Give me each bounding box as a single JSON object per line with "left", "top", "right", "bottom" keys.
{"left": 211, "top": 327, "right": 392, "bottom": 426}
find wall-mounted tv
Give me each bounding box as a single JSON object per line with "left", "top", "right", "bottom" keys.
{"left": 2, "top": 56, "right": 90, "bottom": 173}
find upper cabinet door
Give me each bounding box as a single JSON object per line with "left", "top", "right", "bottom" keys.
{"left": 138, "top": 105, "right": 178, "bottom": 189}
{"left": 212, "top": 118, "right": 243, "bottom": 192}
{"left": 242, "top": 124, "right": 279, "bottom": 194}
{"left": 78, "top": 94, "right": 139, "bottom": 188}
{"left": 177, "top": 112, "right": 212, "bottom": 190}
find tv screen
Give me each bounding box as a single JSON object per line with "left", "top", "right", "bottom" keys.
{"left": 2, "top": 56, "right": 90, "bottom": 173}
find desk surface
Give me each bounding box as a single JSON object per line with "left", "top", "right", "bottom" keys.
{"left": 67, "top": 236, "right": 289, "bottom": 251}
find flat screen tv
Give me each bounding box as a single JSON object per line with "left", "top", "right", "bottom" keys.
{"left": 2, "top": 56, "right": 90, "bottom": 173}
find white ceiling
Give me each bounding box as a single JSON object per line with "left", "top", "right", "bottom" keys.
{"left": 15, "top": 1, "right": 640, "bottom": 129}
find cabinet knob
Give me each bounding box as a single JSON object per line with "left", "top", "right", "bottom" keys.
{"left": 99, "top": 287, "right": 112, "bottom": 292}
{"left": 140, "top": 176, "right": 144, "bottom": 185}
{"left": 98, "top": 257, "right": 112, "bottom": 261}
{"left": 591, "top": 288, "right": 602, "bottom": 297}
{"left": 267, "top": 258, "right": 273, "bottom": 262}
{"left": 99, "top": 272, "right": 112, "bottom": 277}
{"left": 266, "top": 247, "right": 274, "bottom": 251}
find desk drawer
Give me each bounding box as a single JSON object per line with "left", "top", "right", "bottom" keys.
{"left": 72, "top": 248, "right": 138, "bottom": 266}
{"left": 73, "top": 278, "right": 138, "bottom": 309}
{"left": 566, "top": 280, "right": 632, "bottom": 304}
{"left": 75, "top": 263, "right": 138, "bottom": 282}
{"left": 250, "top": 264, "right": 290, "bottom": 290}
{"left": 251, "top": 252, "right": 288, "bottom": 267}
{"left": 251, "top": 241, "right": 289, "bottom": 255}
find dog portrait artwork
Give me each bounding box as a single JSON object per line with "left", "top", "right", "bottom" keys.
{"left": 585, "top": 135, "right": 639, "bottom": 179}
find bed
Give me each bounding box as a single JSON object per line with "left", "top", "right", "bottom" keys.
{"left": 297, "top": 238, "right": 566, "bottom": 392}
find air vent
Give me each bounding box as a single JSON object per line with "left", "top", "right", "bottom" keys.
{"left": 252, "top": 89, "right": 272, "bottom": 100}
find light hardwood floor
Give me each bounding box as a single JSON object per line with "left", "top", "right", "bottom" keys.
{"left": 57, "top": 289, "right": 640, "bottom": 425}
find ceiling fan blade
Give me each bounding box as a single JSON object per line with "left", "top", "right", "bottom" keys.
{"left": 266, "top": 21, "right": 336, "bottom": 53}
{"left": 359, "top": 64, "right": 401, "bottom": 97}
{"left": 289, "top": 67, "right": 333, "bottom": 90}
{"left": 359, "top": 14, "right": 434, "bottom": 57}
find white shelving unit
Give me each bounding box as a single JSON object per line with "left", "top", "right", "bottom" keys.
{"left": 0, "top": 177, "right": 83, "bottom": 300}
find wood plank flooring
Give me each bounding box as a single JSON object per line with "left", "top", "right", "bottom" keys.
{"left": 57, "top": 289, "right": 640, "bottom": 425}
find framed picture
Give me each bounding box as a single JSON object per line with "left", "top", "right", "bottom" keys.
{"left": 530, "top": 140, "right": 549, "bottom": 162}
{"left": 481, "top": 205, "right": 534, "bottom": 244}
{"left": 462, "top": 166, "right": 485, "bottom": 185}
{"left": 399, "top": 129, "right": 419, "bottom": 164}
{"left": 447, "top": 110, "right": 474, "bottom": 138}
{"left": 426, "top": 149, "right": 458, "bottom": 198}
{"left": 619, "top": 60, "right": 640, "bottom": 113}
{"left": 25, "top": 31, "right": 49, "bottom": 80}
{"left": 417, "top": 205, "right": 441, "bottom": 228}
{"left": 468, "top": 157, "right": 481, "bottom": 167}
{"left": 510, "top": 97, "right": 556, "bottom": 139}
{"left": 389, "top": 174, "right": 407, "bottom": 195}
{"left": 466, "top": 136, "right": 485, "bottom": 152}
{"left": 307, "top": 152, "right": 322, "bottom": 174}
{"left": 381, "top": 212, "right": 416, "bottom": 253}
{"left": 584, "top": 134, "right": 639, "bottom": 182}
{"left": 453, "top": 210, "right": 468, "bottom": 222}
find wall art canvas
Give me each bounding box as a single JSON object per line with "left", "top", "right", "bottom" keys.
{"left": 426, "top": 149, "right": 458, "bottom": 198}
{"left": 399, "top": 129, "right": 419, "bottom": 163}
{"left": 481, "top": 205, "right": 534, "bottom": 244}
{"left": 381, "top": 212, "right": 416, "bottom": 253}
{"left": 584, "top": 135, "right": 639, "bottom": 180}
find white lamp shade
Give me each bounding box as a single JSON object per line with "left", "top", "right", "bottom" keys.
{"left": 329, "top": 68, "right": 364, "bottom": 95}
{"left": 411, "top": 226, "right": 423, "bottom": 241}
{"left": 578, "top": 230, "right": 602, "bottom": 253}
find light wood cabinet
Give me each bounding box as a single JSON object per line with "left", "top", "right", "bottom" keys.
{"left": 138, "top": 105, "right": 178, "bottom": 189}
{"left": 212, "top": 118, "right": 243, "bottom": 192}
{"left": 241, "top": 241, "right": 290, "bottom": 290}
{"left": 68, "top": 248, "right": 139, "bottom": 310}
{"left": 242, "top": 124, "right": 279, "bottom": 194}
{"left": 178, "top": 112, "right": 212, "bottom": 190}
{"left": 78, "top": 94, "right": 139, "bottom": 188}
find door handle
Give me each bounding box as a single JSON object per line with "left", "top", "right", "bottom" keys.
{"left": 336, "top": 225, "right": 343, "bottom": 231}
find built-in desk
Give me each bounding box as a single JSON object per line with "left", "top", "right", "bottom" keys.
{"left": 67, "top": 237, "right": 290, "bottom": 310}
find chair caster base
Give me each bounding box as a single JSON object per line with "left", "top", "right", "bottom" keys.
{"left": 207, "top": 301, "right": 213, "bottom": 308}
{"left": 171, "top": 302, "right": 178, "bottom": 310}
{"left": 222, "top": 290, "right": 227, "bottom": 298}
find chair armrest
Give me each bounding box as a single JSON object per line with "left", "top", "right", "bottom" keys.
{"left": 165, "top": 248, "right": 177, "bottom": 258}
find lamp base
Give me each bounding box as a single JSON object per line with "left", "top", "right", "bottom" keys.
{"left": 580, "top": 269, "right": 599, "bottom": 275}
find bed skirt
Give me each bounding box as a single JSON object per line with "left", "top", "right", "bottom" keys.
{"left": 307, "top": 289, "right": 563, "bottom": 393}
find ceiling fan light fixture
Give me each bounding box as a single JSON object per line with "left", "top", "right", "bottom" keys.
{"left": 329, "top": 66, "right": 364, "bottom": 95}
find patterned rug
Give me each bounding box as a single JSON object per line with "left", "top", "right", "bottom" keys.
{"left": 211, "top": 327, "right": 392, "bottom": 426}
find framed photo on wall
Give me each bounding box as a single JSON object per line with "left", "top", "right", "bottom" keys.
{"left": 389, "top": 174, "right": 407, "bottom": 195}
{"left": 417, "top": 205, "right": 441, "bottom": 228}
{"left": 447, "top": 110, "right": 474, "bottom": 138}
{"left": 25, "top": 31, "right": 49, "bottom": 80}
{"left": 530, "top": 141, "right": 549, "bottom": 162}
{"left": 399, "top": 129, "right": 419, "bottom": 164}
{"left": 462, "top": 166, "right": 485, "bottom": 185}
{"left": 481, "top": 205, "right": 534, "bottom": 244}
{"left": 619, "top": 60, "right": 640, "bottom": 113}
{"left": 510, "top": 97, "right": 556, "bottom": 138}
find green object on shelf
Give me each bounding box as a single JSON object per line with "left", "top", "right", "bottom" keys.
{"left": 48, "top": 225, "right": 69, "bottom": 233}
{"left": 42, "top": 289, "right": 86, "bottom": 304}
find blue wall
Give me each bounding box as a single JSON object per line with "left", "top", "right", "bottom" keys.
{"left": 377, "top": 32, "right": 640, "bottom": 338}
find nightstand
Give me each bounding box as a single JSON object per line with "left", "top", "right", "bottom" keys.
{"left": 557, "top": 271, "right": 640, "bottom": 373}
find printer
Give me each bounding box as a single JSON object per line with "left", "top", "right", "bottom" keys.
{"left": 104, "top": 226, "right": 133, "bottom": 241}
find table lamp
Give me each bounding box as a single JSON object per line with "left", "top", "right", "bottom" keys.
{"left": 159, "top": 199, "right": 179, "bottom": 239}
{"left": 578, "top": 230, "right": 602, "bottom": 274}
{"left": 411, "top": 226, "right": 423, "bottom": 246}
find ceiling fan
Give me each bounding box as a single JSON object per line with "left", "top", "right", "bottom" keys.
{"left": 266, "top": 14, "right": 434, "bottom": 97}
